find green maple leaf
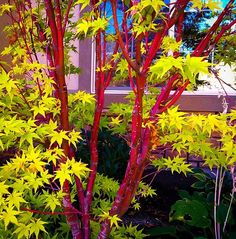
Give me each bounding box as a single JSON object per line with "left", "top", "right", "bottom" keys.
{"left": 29, "top": 219, "right": 47, "bottom": 239}
{"left": 13, "top": 223, "right": 30, "bottom": 239}
{"left": 221, "top": 140, "right": 234, "bottom": 158}
{"left": 184, "top": 54, "right": 210, "bottom": 83}
{"left": 205, "top": 0, "right": 222, "bottom": 11}
{"left": 141, "top": 0, "right": 166, "bottom": 14}
{"left": 70, "top": 158, "right": 90, "bottom": 179}
{"left": 69, "top": 130, "right": 82, "bottom": 148}
{"left": 43, "top": 147, "right": 65, "bottom": 165}
{"left": 162, "top": 36, "right": 182, "bottom": 53}
{"left": 40, "top": 170, "right": 53, "bottom": 184}
{"left": 23, "top": 173, "right": 44, "bottom": 192}
{"left": 116, "top": 59, "right": 129, "bottom": 74}
{"left": 92, "top": 17, "right": 108, "bottom": 34}
{"left": 109, "top": 214, "right": 122, "bottom": 228}
{"left": 0, "top": 181, "right": 10, "bottom": 196}
{"left": 75, "top": 0, "right": 90, "bottom": 10}
{"left": 12, "top": 178, "right": 28, "bottom": 192}
{"left": 19, "top": 130, "right": 40, "bottom": 148}
{"left": 36, "top": 120, "right": 58, "bottom": 136}
{"left": 0, "top": 71, "right": 18, "bottom": 100}
{"left": 110, "top": 115, "right": 122, "bottom": 126}
{"left": 55, "top": 161, "right": 72, "bottom": 186}
{"left": 7, "top": 192, "right": 26, "bottom": 210}
{"left": 73, "top": 91, "right": 95, "bottom": 104}
{"left": 99, "top": 211, "right": 122, "bottom": 228}
{"left": 150, "top": 56, "right": 183, "bottom": 79}
{"left": 49, "top": 130, "right": 70, "bottom": 147}
{"left": 77, "top": 19, "right": 91, "bottom": 36}
{"left": 192, "top": 0, "right": 204, "bottom": 9}
{"left": 31, "top": 103, "right": 49, "bottom": 117}
{"left": 55, "top": 169, "right": 72, "bottom": 186}
{"left": 1, "top": 207, "right": 21, "bottom": 229}
{"left": 43, "top": 192, "right": 61, "bottom": 212}
{"left": 0, "top": 4, "right": 14, "bottom": 16}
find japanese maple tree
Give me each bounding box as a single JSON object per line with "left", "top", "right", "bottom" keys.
{"left": 0, "top": 0, "right": 235, "bottom": 239}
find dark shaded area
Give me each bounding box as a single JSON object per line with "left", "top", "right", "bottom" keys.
{"left": 75, "top": 128, "right": 130, "bottom": 181}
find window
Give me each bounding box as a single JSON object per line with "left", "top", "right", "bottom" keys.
{"left": 78, "top": 0, "right": 235, "bottom": 111}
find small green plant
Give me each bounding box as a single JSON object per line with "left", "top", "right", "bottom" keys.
{"left": 144, "top": 108, "right": 236, "bottom": 239}
{"left": 169, "top": 169, "right": 236, "bottom": 239}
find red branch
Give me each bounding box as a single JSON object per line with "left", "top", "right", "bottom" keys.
{"left": 110, "top": 0, "right": 140, "bottom": 73}
{"left": 21, "top": 207, "right": 82, "bottom": 216}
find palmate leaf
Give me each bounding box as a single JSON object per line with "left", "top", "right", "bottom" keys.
{"left": 191, "top": 0, "right": 204, "bottom": 9}
{"left": 29, "top": 219, "right": 47, "bottom": 239}
{"left": 161, "top": 156, "right": 192, "bottom": 176}
{"left": 31, "top": 103, "right": 50, "bottom": 118}
{"left": 0, "top": 207, "right": 21, "bottom": 229}
{"left": 116, "top": 59, "right": 129, "bottom": 75}
{"left": 7, "top": 191, "right": 26, "bottom": 210}
{"left": 55, "top": 168, "right": 72, "bottom": 186}
{"left": 110, "top": 115, "right": 122, "bottom": 126}
{"left": 68, "top": 130, "right": 82, "bottom": 148}
{"left": 43, "top": 192, "right": 62, "bottom": 212}
{"left": 183, "top": 54, "right": 211, "bottom": 84}
{"left": 76, "top": 19, "right": 91, "bottom": 36}
{"left": 0, "top": 181, "right": 10, "bottom": 196}
{"left": 92, "top": 17, "right": 108, "bottom": 34}
{"left": 49, "top": 130, "right": 70, "bottom": 147}
{"left": 149, "top": 56, "right": 183, "bottom": 80}
{"left": 43, "top": 147, "right": 65, "bottom": 166}
{"left": 70, "top": 158, "right": 90, "bottom": 179}
{"left": 205, "top": 0, "right": 222, "bottom": 11}
{"left": 9, "top": 153, "right": 28, "bottom": 174}
{"left": 161, "top": 36, "right": 182, "bottom": 53}
{"left": 72, "top": 91, "right": 95, "bottom": 105}
{"left": 99, "top": 211, "right": 122, "bottom": 228}
{"left": 0, "top": 4, "right": 14, "bottom": 16}
{"left": 140, "top": 0, "right": 166, "bottom": 14}
{"left": 75, "top": 0, "right": 90, "bottom": 11}
{"left": 19, "top": 130, "right": 41, "bottom": 148}
{"left": 23, "top": 172, "right": 44, "bottom": 192}
{"left": 13, "top": 223, "right": 31, "bottom": 239}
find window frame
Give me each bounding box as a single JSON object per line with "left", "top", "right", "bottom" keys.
{"left": 78, "top": 39, "right": 236, "bottom": 112}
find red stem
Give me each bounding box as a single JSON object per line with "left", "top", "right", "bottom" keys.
{"left": 44, "top": 1, "right": 81, "bottom": 238}
{"left": 205, "top": 19, "right": 236, "bottom": 56}
{"left": 62, "top": 0, "right": 74, "bottom": 37}
{"left": 142, "top": 0, "right": 189, "bottom": 74}
{"left": 193, "top": 0, "right": 235, "bottom": 57}
{"left": 21, "top": 207, "right": 82, "bottom": 216}
{"left": 110, "top": 0, "right": 140, "bottom": 73}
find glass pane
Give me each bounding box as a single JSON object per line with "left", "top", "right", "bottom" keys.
{"left": 95, "top": 0, "right": 235, "bottom": 94}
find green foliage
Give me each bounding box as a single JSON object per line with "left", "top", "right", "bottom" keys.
{"left": 88, "top": 174, "right": 149, "bottom": 238}
{"left": 156, "top": 107, "right": 236, "bottom": 169}
{"left": 168, "top": 168, "right": 236, "bottom": 238}
{"left": 152, "top": 156, "right": 192, "bottom": 176}
{"left": 0, "top": 0, "right": 235, "bottom": 238}
{"left": 76, "top": 16, "right": 109, "bottom": 38}
{"left": 90, "top": 220, "right": 147, "bottom": 239}
{"left": 214, "top": 34, "right": 236, "bottom": 69}
{"left": 170, "top": 197, "right": 211, "bottom": 228}
{"left": 76, "top": 128, "right": 130, "bottom": 180}
{"left": 0, "top": 33, "right": 91, "bottom": 238}
{"left": 149, "top": 54, "right": 211, "bottom": 88}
